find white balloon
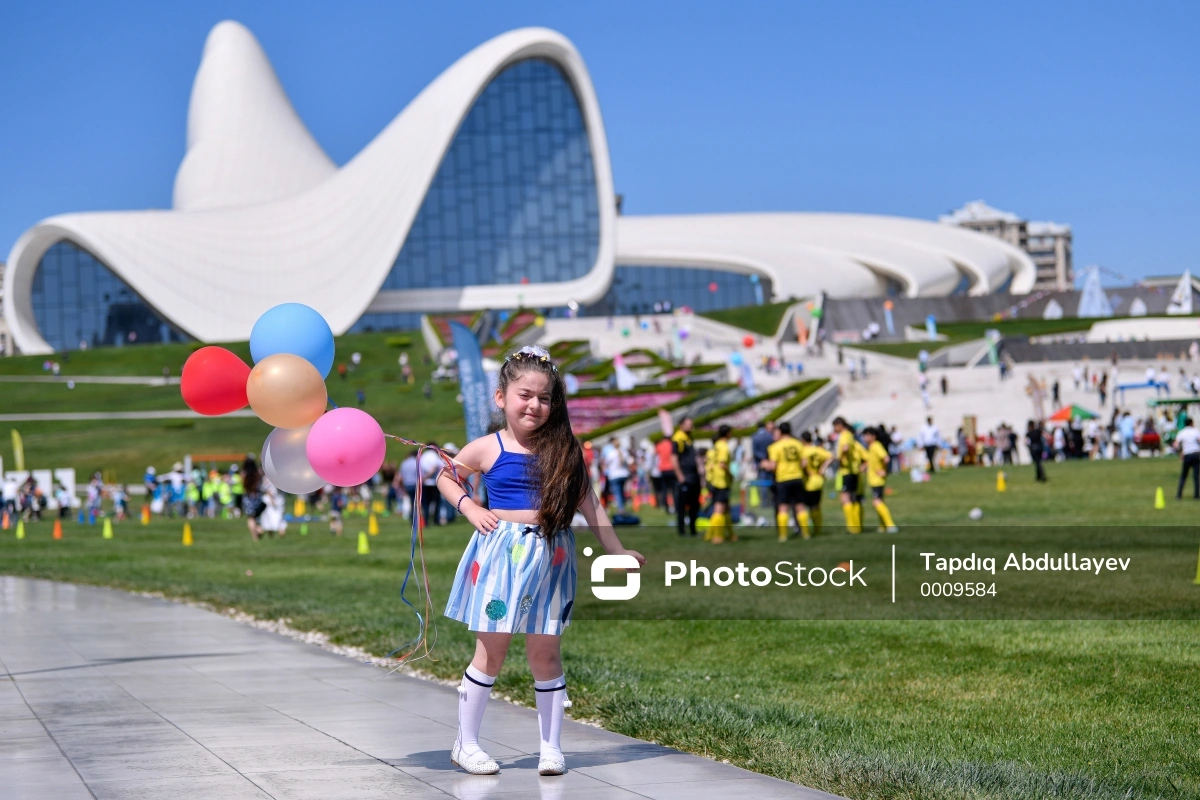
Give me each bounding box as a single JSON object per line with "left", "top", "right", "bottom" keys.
{"left": 262, "top": 425, "right": 326, "bottom": 495}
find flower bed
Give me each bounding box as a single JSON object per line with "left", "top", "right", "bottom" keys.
{"left": 568, "top": 391, "right": 687, "bottom": 434}
{"left": 707, "top": 396, "right": 789, "bottom": 429}
{"left": 430, "top": 313, "right": 480, "bottom": 346}
{"left": 499, "top": 311, "right": 537, "bottom": 341}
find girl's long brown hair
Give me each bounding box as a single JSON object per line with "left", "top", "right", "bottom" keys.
{"left": 497, "top": 352, "right": 589, "bottom": 535}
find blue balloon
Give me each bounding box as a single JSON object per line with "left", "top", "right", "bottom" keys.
{"left": 730, "top": 352, "right": 743, "bottom": 366}
{"left": 250, "top": 303, "right": 335, "bottom": 378}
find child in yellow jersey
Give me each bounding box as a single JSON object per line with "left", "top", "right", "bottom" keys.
{"left": 761, "top": 421, "right": 807, "bottom": 542}
{"left": 861, "top": 427, "right": 899, "bottom": 532}
{"left": 831, "top": 417, "right": 863, "bottom": 533}
{"left": 705, "top": 425, "right": 734, "bottom": 544}
{"left": 798, "top": 431, "right": 832, "bottom": 536}
{"left": 853, "top": 439, "right": 870, "bottom": 509}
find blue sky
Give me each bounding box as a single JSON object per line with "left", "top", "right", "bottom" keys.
{"left": 3, "top": 0, "right": 1197, "bottom": 282}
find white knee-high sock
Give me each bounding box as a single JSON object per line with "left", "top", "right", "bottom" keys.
{"left": 534, "top": 675, "right": 570, "bottom": 758}
{"left": 458, "top": 665, "right": 496, "bottom": 756}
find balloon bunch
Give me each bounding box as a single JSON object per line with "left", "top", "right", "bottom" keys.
{"left": 179, "top": 303, "right": 457, "bottom": 667}
{"left": 181, "top": 303, "right": 385, "bottom": 491}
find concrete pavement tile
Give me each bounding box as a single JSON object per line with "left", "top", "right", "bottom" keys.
{"left": 402, "top": 752, "right": 621, "bottom": 797}
{"left": 436, "top": 780, "right": 648, "bottom": 800}
{"left": 371, "top": 737, "right": 525, "bottom": 765}
{"left": 88, "top": 774, "right": 274, "bottom": 799}
{"left": 35, "top": 710, "right": 163, "bottom": 730}
{"left": 573, "top": 751, "right": 765, "bottom": 786}
{"left": 0, "top": 718, "right": 51, "bottom": 739}
{"left": 69, "top": 746, "right": 237, "bottom": 782}
{"left": 0, "top": 706, "right": 38, "bottom": 722}
{"left": 2, "top": 780, "right": 95, "bottom": 799}
{"left": 157, "top": 708, "right": 296, "bottom": 728}
{"left": 313, "top": 722, "right": 466, "bottom": 752}
{"left": 54, "top": 731, "right": 200, "bottom": 757}
{"left": 26, "top": 700, "right": 150, "bottom": 718}
{"left": 181, "top": 722, "right": 344, "bottom": 748}
{"left": 0, "top": 755, "right": 87, "bottom": 787}
{"left": 279, "top": 705, "right": 430, "bottom": 726}
{"left": 41, "top": 720, "right": 179, "bottom": 741}
{"left": 248, "top": 763, "right": 435, "bottom": 799}
{"left": 0, "top": 735, "right": 65, "bottom": 760}
{"left": 205, "top": 741, "right": 378, "bottom": 773}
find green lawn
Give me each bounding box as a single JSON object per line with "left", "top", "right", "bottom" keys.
{"left": 0, "top": 332, "right": 469, "bottom": 481}
{"left": 3, "top": 456, "right": 1199, "bottom": 799}
{"left": 700, "top": 299, "right": 797, "bottom": 337}
{"left": 850, "top": 340, "right": 950, "bottom": 359}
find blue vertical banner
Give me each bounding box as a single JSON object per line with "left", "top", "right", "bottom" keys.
{"left": 449, "top": 321, "right": 491, "bottom": 444}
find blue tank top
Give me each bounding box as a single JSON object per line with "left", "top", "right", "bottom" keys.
{"left": 482, "top": 432, "right": 540, "bottom": 510}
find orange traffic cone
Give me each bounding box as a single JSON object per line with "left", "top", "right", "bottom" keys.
{"left": 140, "top": 505, "right": 151, "bottom": 525}
{"left": 1, "top": 511, "right": 8, "bottom": 530}
{"left": 53, "top": 519, "right": 63, "bottom": 540}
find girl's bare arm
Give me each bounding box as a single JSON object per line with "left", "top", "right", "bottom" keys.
{"left": 578, "top": 490, "right": 644, "bottom": 565}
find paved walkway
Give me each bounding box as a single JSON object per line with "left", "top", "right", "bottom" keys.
{"left": 0, "top": 577, "right": 839, "bottom": 800}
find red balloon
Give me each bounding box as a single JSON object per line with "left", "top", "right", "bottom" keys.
{"left": 742, "top": 335, "right": 755, "bottom": 348}
{"left": 181, "top": 346, "right": 251, "bottom": 415}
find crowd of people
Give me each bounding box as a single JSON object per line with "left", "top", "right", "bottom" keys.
{"left": 572, "top": 416, "right": 902, "bottom": 539}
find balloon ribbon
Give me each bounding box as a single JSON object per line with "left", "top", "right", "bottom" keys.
{"left": 376, "top": 434, "right": 470, "bottom": 673}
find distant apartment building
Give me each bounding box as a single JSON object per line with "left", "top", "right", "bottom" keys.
{"left": 941, "top": 201, "right": 1073, "bottom": 291}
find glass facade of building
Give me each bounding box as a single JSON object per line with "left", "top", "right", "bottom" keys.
{"left": 377, "top": 57, "right": 601, "bottom": 293}
{"left": 582, "top": 265, "right": 770, "bottom": 316}
{"left": 30, "top": 240, "right": 188, "bottom": 351}
{"left": 348, "top": 311, "right": 424, "bottom": 333}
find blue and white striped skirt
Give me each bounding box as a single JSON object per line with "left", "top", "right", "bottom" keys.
{"left": 444, "top": 521, "right": 577, "bottom": 635}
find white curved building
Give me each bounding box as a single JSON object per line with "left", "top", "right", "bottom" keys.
{"left": 3, "top": 21, "right": 1035, "bottom": 354}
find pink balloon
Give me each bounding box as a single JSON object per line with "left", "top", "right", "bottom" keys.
{"left": 306, "top": 408, "right": 387, "bottom": 487}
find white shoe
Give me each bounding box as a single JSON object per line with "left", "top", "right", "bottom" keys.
{"left": 538, "top": 752, "right": 566, "bottom": 776}
{"left": 451, "top": 740, "right": 500, "bottom": 775}
{"left": 887, "top": 526, "right": 899, "bottom": 533}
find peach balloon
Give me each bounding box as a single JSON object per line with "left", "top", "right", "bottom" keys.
{"left": 246, "top": 353, "right": 327, "bottom": 429}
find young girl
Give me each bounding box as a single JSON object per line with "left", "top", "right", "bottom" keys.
{"left": 438, "top": 345, "right": 645, "bottom": 777}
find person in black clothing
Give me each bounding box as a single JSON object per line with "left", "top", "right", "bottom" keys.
{"left": 1174, "top": 415, "right": 1200, "bottom": 499}
{"left": 671, "top": 416, "right": 702, "bottom": 536}
{"left": 750, "top": 421, "right": 776, "bottom": 509}
{"left": 1026, "top": 420, "right": 1047, "bottom": 482}
{"left": 875, "top": 423, "right": 893, "bottom": 452}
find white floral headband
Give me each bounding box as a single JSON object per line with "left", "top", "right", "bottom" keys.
{"left": 506, "top": 345, "right": 557, "bottom": 372}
